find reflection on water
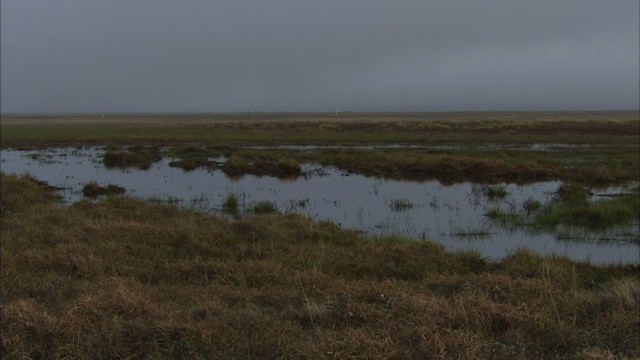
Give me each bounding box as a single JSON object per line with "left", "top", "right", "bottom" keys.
{"left": 1, "top": 147, "right": 638, "bottom": 264}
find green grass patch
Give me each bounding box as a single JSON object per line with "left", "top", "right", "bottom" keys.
{"left": 485, "top": 208, "right": 527, "bottom": 228}
{"left": 221, "top": 193, "right": 241, "bottom": 218}
{"left": 487, "top": 183, "right": 640, "bottom": 234}
{"left": 536, "top": 193, "right": 639, "bottom": 230}
{"left": 481, "top": 185, "right": 509, "bottom": 200}
{"left": 388, "top": 198, "right": 415, "bottom": 212}
{"left": 247, "top": 200, "right": 278, "bottom": 215}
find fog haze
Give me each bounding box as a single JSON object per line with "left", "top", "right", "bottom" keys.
{"left": 1, "top": 1, "right": 638, "bottom": 113}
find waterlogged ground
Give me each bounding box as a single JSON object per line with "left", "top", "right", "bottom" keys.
{"left": 1, "top": 147, "right": 638, "bottom": 264}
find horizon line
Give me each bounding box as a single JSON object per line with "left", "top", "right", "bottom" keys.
{"left": 2, "top": 109, "right": 638, "bottom": 117}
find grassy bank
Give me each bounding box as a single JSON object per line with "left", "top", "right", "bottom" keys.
{"left": 1, "top": 173, "right": 638, "bottom": 359}
{"left": 95, "top": 143, "right": 636, "bottom": 184}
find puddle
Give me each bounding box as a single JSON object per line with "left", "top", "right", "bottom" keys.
{"left": 590, "top": 183, "right": 640, "bottom": 202}
{"left": 1, "top": 147, "right": 638, "bottom": 264}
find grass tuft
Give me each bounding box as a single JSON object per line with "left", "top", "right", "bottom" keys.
{"left": 247, "top": 200, "right": 278, "bottom": 215}
{"left": 388, "top": 198, "right": 415, "bottom": 212}
{"left": 81, "top": 181, "right": 126, "bottom": 198}
{"left": 482, "top": 185, "right": 509, "bottom": 200}
{"left": 221, "top": 193, "right": 241, "bottom": 218}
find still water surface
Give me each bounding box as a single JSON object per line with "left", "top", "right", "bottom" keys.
{"left": 1, "top": 147, "right": 637, "bottom": 264}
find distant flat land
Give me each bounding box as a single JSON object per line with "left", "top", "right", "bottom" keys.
{"left": 1, "top": 111, "right": 638, "bottom": 148}
{"left": 1, "top": 110, "right": 638, "bottom": 125}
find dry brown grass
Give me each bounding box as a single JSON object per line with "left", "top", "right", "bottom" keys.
{"left": 327, "top": 153, "right": 564, "bottom": 183}
{"left": 1, "top": 173, "right": 639, "bottom": 359}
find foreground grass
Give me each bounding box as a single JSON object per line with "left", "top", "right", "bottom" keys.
{"left": 1, "top": 173, "right": 639, "bottom": 359}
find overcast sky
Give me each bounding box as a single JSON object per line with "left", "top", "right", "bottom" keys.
{"left": 1, "top": 1, "right": 638, "bottom": 113}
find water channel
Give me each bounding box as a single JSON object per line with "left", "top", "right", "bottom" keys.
{"left": 1, "top": 147, "right": 638, "bottom": 264}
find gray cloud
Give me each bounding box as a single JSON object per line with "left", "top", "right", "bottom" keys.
{"left": 1, "top": 0, "right": 638, "bottom": 112}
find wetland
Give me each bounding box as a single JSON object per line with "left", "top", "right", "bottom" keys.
{"left": 1, "top": 146, "right": 638, "bottom": 263}
{"left": 1, "top": 112, "right": 639, "bottom": 359}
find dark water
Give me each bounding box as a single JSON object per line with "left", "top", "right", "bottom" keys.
{"left": 1, "top": 147, "right": 638, "bottom": 264}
